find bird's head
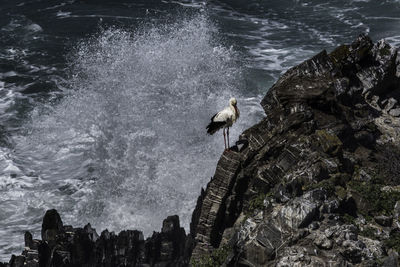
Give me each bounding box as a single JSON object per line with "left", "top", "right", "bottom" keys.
{"left": 229, "top": 97, "right": 237, "bottom": 106}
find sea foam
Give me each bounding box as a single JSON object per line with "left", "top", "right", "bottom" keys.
{"left": 9, "top": 15, "right": 263, "bottom": 240}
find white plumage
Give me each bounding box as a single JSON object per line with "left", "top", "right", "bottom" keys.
{"left": 206, "top": 97, "right": 240, "bottom": 150}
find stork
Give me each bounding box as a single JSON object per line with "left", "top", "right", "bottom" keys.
{"left": 206, "top": 97, "right": 240, "bottom": 150}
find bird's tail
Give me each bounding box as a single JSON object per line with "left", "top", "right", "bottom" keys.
{"left": 206, "top": 121, "right": 225, "bottom": 135}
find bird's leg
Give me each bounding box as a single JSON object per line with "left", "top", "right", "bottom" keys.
{"left": 223, "top": 128, "right": 227, "bottom": 150}
{"left": 227, "top": 127, "right": 230, "bottom": 149}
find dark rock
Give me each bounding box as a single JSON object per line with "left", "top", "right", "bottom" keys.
{"left": 383, "top": 250, "right": 399, "bottom": 267}
{"left": 162, "top": 215, "right": 180, "bottom": 233}
{"left": 4, "top": 210, "right": 188, "bottom": 267}
{"left": 41, "top": 209, "right": 63, "bottom": 243}
{"left": 255, "top": 222, "right": 282, "bottom": 256}
{"left": 5, "top": 35, "right": 400, "bottom": 266}
{"left": 38, "top": 242, "right": 50, "bottom": 267}
{"left": 191, "top": 150, "right": 242, "bottom": 257}
{"left": 9, "top": 255, "right": 25, "bottom": 267}
{"left": 191, "top": 35, "right": 400, "bottom": 265}
{"left": 383, "top": 97, "right": 397, "bottom": 111}
{"left": 375, "top": 215, "right": 393, "bottom": 227}
{"left": 316, "top": 129, "right": 343, "bottom": 156}
{"left": 83, "top": 223, "right": 99, "bottom": 242}
{"left": 24, "top": 232, "right": 33, "bottom": 248}
{"left": 354, "top": 130, "right": 375, "bottom": 147}
{"left": 314, "top": 235, "right": 333, "bottom": 250}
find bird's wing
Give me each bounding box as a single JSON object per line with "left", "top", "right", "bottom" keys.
{"left": 212, "top": 107, "right": 232, "bottom": 122}
{"left": 206, "top": 107, "right": 232, "bottom": 135}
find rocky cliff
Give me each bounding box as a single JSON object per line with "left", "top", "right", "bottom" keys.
{"left": 190, "top": 34, "right": 400, "bottom": 266}
{"left": 1, "top": 209, "right": 189, "bottom": 267}
{"left": 2, "top": 34, "right": 400, "bottom": 267}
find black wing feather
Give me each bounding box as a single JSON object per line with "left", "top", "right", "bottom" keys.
{"left": 206, "top": 113, "right": 226, "bottom": 135}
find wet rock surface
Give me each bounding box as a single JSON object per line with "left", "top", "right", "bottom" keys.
{"left": 3, "top": 35, "right": 400, "bottom": 266}
{"left": 190, "top": 34, "right": 400, "bottom": 266}
{"left": 2, "top": 209, "right": 187, "bottom": 267}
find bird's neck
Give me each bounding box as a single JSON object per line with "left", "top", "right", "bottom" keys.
{"left": 230, "top": 104, "right": 239, "bottom": 118}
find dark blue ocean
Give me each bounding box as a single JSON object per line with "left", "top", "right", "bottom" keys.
{"left": 0, "top": 0, "right": 399, "bottom": 260}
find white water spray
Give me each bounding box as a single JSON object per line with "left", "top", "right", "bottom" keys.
{"left": 9, "top": 15, "right": 263, "bottom": 238}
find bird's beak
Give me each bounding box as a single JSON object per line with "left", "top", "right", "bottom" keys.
{"left": 234, "top": 105, "right": 238, "bottom": 114}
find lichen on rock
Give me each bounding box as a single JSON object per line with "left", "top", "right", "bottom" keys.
{"left": 189, "top": 34, "right": 400, "bottom": 266}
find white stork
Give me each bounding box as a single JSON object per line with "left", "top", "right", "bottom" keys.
{"left": 206, "top": 97, "right": 240, "bottom": 150}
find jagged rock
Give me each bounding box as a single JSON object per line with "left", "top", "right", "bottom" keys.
{"left": 4, "top": 35, "right": 400, "bottom": 266}
{"left": 276, "top": 189, "right": 326, "bottom": 230}
{"left": 191, "top": 150, "right": 242, "bottom": 258}
{"left": 316, "top": 129, "right": 343, "bottom": 156}
{"left": 383, "top": 250, "right": 399, "bottom": 267}
{"left": 275, "top": 246, "right": 328, "bottom": 267}
{"left": 9, "top": 255, "right": 25, "bottom": 267}
{"left": 389, "top": 108, "right": 400, "bottom": 117}
{"left": 393, "top": 201, "right": 400, "bottom": 229}
{"left": 239, "top": 221, "right": 283, "bottom": 265}
{"left": 383, "top": 97, "right": 397, "bottom": 112}
{"left": 359, "top": 236, "right": 384, "bottom": 260}
{"left": 340, "top": 239, "right": 365, "bottom": 263}
{"left": 191, "top": 35, "right": 400, "bottom": 266}
{"left": 41, "top": 209, "right": 63, "bottom": 247}
{"left": 275, "top": 192, "right": 320, "bottom": 230}
{"left": 375, "top": 215, "right": 393, "bottom": 227}
{"left": 314, "top": 235, "right": 333, "bottom": 250}
{"left": 24, "top": 232, "right": 33, "bottom": 249}
{"left": 3, "top": 210, "right": 188, "bottom": 267}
